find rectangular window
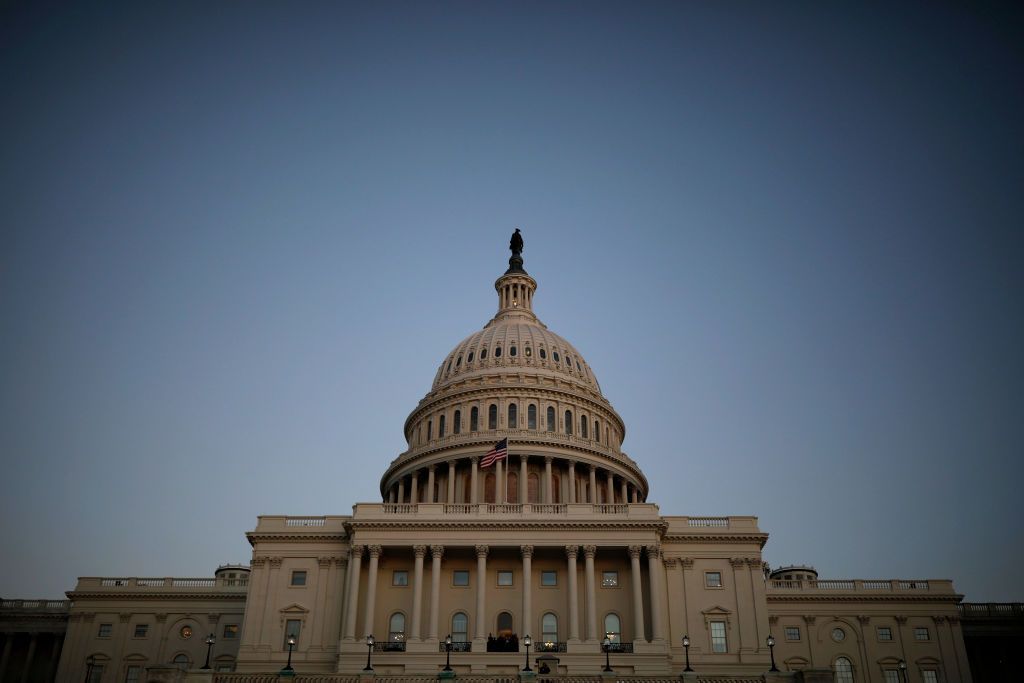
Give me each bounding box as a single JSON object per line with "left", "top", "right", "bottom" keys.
{"left": 922, "top": 672, "right": 938, "bottom": 683}
{"left": 877, "top": 626, "right": 893, "bottom": 641}
{"left": 88, "top": 665, "right": 104, "bottom": 683}
{"left": 541, "top": 570, "right": 557, "bottom": 586}
{"left": 392, "top": 570, "right": 409, "bottom": 586}
{"left": 290, "top": 570, "right": 307, "bottom": 586}
{"left": 133, "top": 624, "right": 148, "bottom": 638}
{"left": 284, "top": 619, "right": 301, "bottom": 648}
{"left": 705, "top": 571, "right": 723, "bottom": 588}
{"left": 602, "top": 571, "right": 618, "bottom": 587}
{"left": 497, "top": 570, "right": 513, "bottom": 586}
{"left": 223, "top": 624, "right": 239, "bottom": 639}
{"left": 710, "top": 621, "right": 727, "bottom": 652}
{"left": 883, "top": 672, "right": 901, "bottom": 683}
{"left": 914, "top": 627, "right": 930, "bottom": 641}
{"left": 125, "top": 665, "right": 141, "bottom": 683}
{"left": 784, "top": 626, "right": 801, "bottom": 641}
{"left": 98, "top": 623, "right": 112, "bottom": 638}
{"left": 453, "top": 570, "right": 470, "bottom": 586}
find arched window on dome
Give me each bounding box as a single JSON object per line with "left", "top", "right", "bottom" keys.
{"left": 454, "top": 410, "right": 461, "bottom": 435}
{"left": 456, "top": 355, "right": 462, "bottom": 367}
{"left": 580, "top": 415, "right": 588, "bottom": 439}
{"left": 494, "top": 346, "right": 502, "bottom": 358}
{"left": 546, "top": 407, "right": 555, "bottom": 432}
{"left": 528, "top": 405, "right": 537, "bottom": 430}
{"left": 439, "top": 415, "right": 446, "bottom": 438}
{"left": 446, "top": 359, "right": 452, "bottom": 374}
{"left": 488, "top": 405, "right": 498, "bottom": 430}
{"left": 427, "top": 420, "right": 433, "bottom": 440}
{"left": 528, "top": 472, "right": 540, "bottom": 503}
{"left": 508, "top": 403, "right": 517, "bottom": 428}
{"left": 553, "top": 351, "right": 560, "bottom": 363}
{"left": 524, "top": 346, "right": 532, "bottom": 357}
{"left": 468, "top": 351, "right": 474, "bottom": 363}
{"left": 594, "top": 420, "right": 600, "bottom": 443}
{"left": 510, "top": 345, "right": 517, "bottom": 357}
{"left": 484, "top": 472, "right": 496, "bottom": 504}
{"left": 539, "top": 348, "right": 547, "bottom": 360}
{"left": 480, "top": 348, "right": 488, "bottom": 360}
{"left": 564, "top": 410, "right": 573, "bottom": 435}
{"left": 507, "top": 471, "right": 518, "bottom": 503}
{"left": 833, "top": 657, "right": 853, "bottom": 683}
{"left": 470, "top": 407, "right": 479, "bottom": 432}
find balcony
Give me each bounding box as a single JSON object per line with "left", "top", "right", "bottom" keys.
{"left": 535, "top": 640, "right": 567, "bottom": 653}
{"left": 768, "top": 578, "right": 956, "bottom": 594}
{"left": 70, "top": 576, "right": 249, "bottom": 594}
{"left": 438, "top": 641, "right": 473, "bottom": 652}
{"left": 0, "top": 599, "right": 70, "bottom": 612}
{"left": 374, "top": 640, "right": 407, "bottom": 652}
{"left": 355, "top": 502, "right": 662, "bottom": 522}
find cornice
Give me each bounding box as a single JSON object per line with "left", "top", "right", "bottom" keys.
{"left": 663, "top": 534, "right": 769, "bottom": 549}
{"left": 767, "top": 594, "right": 964, "bottom": 605}
{"left": 246, "top": 533, "right": 347, "bottom": 546}
{"left": 347, "top": 520, "right": 669, "bottom": 533}
{"left": 66, "top": 592, "right": 247, "bottom": 602}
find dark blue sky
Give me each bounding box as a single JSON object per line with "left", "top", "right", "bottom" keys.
{"left": 2, "top": 2, "right": 1021, "bottom": 601}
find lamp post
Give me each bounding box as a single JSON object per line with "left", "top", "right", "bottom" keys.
{"left": 522, "top": 634, "right": 532, "bottom": 672}
{"left": 898, "top": 660, "right": 908, "bottom": 683}
{"left": 766, "top": 635, "right": 778, "bottom": 672}
{"left": 281, "top": 635, "right": 296, "bottom": 674}
{"left": 682, "top": 635, "right": 693, "bottom": 672}
{"left": 202, "top": 633, "right": 216, "bottom": 670}
{"left": 84, "top": 656, "right": 95, "bottom": 683}
{"left": 602, "top": 637, "right": 612, "bottom": 672}
{"left": 364, "top": 634, "right": 375, "bottom": 672}
{"left": 443, "top": 634, "right": 453, "bottom": 672}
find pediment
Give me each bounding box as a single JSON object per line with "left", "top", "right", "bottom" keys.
{"left": 701, "top": 605, "right": 732, "bottom": 616}
{"left": 279, "top": 603, "right": 309, "bottom": 614}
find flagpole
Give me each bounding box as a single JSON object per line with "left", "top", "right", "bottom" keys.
{"left": 505, "top": 438, "right": 510, "bottom": 505}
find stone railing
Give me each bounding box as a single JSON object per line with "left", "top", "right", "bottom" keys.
{"left": 0, "top": 599, "right": 70, "bottom": 610}
{"left": 768, "top": 578, "right": 951, "bottom": 593}
{"left": 253, "top": 515, "right": 349, "bottom": 534}
{"left": 215, "top": 676, "right": 767, "bottom": 683}
{"left": 959, "top": 602, "right": 1024, "bottom": 618}
{"left": 73, "top": 576, "right": 248, "bottom": 592}
{"left": 358, "top": 502, "right": 662, "bottom": 522}
{"left": 686, "top": 517, "right": 730, "bottom": 528}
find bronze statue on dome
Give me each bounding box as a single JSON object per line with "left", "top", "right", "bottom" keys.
{"left": 510, "top": 228, "right": 523, "bottom": 256}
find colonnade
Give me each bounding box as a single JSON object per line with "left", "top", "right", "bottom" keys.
{"left": 340, "top": 543, "right": 667, "bottom": 646}
{"left": 0, "top": 632, "right": 63, "bottom": 682}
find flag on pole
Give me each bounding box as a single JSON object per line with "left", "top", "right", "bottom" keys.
{"left": 480, "top": 438, "right": 508, "bottom": 468}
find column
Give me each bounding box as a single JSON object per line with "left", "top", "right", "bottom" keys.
{"left": 629, "top": 546, "right": 647, "bottom": 641}
{"left": 620, "top": 480, "right": 628, "bottom": 504}
{"left": 496, "top": 459, "right": 504, "bottom": 503}
{"left": 629, "top": 487, "right": 636, "bottom": 503}
{"left": 584, "top": 545, "right": 598, "bottom": 641}
{"left": 311, "top": 556, "right": 332, "bottom": 647}
{"left": 343, "top": 546, "right": 364, "bottom": 640}
{"left": 588, "top": 466, "right": 597, "bottom": 503}
{"left": 363, "top": 546, "right": 383, "bottom": 637}
{"left": 447, "top": 461, "right": 457, "bottom": 504}
{"left": 520, "top": 455, "right": 528, "bottom": 504}
{"left": 427, "top": 466, "right": 436, "bottom": 503}
{"left": 398, "top": 479, "right": 405, "bottom": 504}
{"left": 428, "top": 546, "right": 444, "bottom": 640}
{"left": 19, "top": 634, "right": 36, "bottom": 683}
{"left": 411, "top": 546, "right": 426, "bottom": 640}
{"left": 0, "top": 636, "right": 12, "bottom": 681}
{"left": 330, "top": 557, "right": 348, "bottom": 646}
{"left": 567, "top": 461, "right": 576, "bottom": 503}
{"left": 566, "top": 546, "right": 580, "bottom": 642}
{"left": 544, "top": 457, "right": 553, "bottom": 503}
{"left": 606, "top": 471, "right": 614, "bottom": 505}
{"left": 47, "top": 634, "right": 63, "bottom": 682}
{"left": 474, "top": 545, "right": 489, "bottom": 640}
{"left": 646, "top": 545, "right": 665, "bottom": 641}
{"left": 521, "top": 546, "right": 534, "bottom": 640}
{"left": 410, "top": 471, "right": 419, "bottom": 504}
{"left": 680, "top": 558, "right": 694, "bottom": 642}
{"left": 471, "top": 457, "right": 479, "bottom": 504}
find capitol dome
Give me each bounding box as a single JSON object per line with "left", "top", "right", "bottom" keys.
{"left": 380, "top": 232, "right": 646, "bottom": 506}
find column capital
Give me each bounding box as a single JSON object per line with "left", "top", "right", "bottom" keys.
{"left": 269, "top": 556, "right": 284, "bottom": 568}
{"left": 947, "top": 615, "right": 960, "bottom": 625}
{"left": 729, "top": 557, "right": 747, "bottom": 568}
{"left": 475, "top": 544, "right": 489, "bottom": 558}
{"left": 588, "top": 464, "right": 596, "bottom": 472}
{"left": 802, "top": 615, "right": 816, "bottom": 625}
{"left": 544, "top": 455, "right": 553, "bottom": 464}
{"left": 428, "top": 463, "right": 437, "bottom": 472}
{"left": 472, "top": 455, "right": 480, "bottom": 464}
{"left": 521, "top": 545, "right": 534, "bottom": 558}
{"left": 250, "top": 556, "right": 267, "bottom": 567}
{"left": 746, "top": 557, "right": 764, "bottom": 569}
{"left": 413, "top": 545, "right": 428, "bottom": 558}
{"left": 894, "top": 615, "right": 908, "bottom": 624}
{"left": 350, "top": 545, "right": 366, "bottom": 558}
{"left": 448, "top": 460, "right": 457, "bottom": 468}
{"left": 858, "top": 615, "right": 872, "bottom": 625}
{"left": 583, "top": 545, "right": 598, "bottom": 559}
{"left": 681, "top": 557, "right": 695, "bottom": 569}
{"left": 646, "top": 544, "right": 661, "bottom": 559}
{"left": 318, "top": 556, "right": 333, "bottom": 567}
{"left": 628, "top": 545, "right": 644, "bottom": 559}
{"left": 334, "top": 556, "right": 349, "bottom": 568}
{"left": 663, "top": 557, "right": 678, "bottom": 569}
{"left": 769, "top": 615, "right": 779, "bottom": 625}
{"left": 430, "top": 545, "right": 445, "bottom": 560}
{"left": 565, "top": 545, "right": 579, "bottom": 559}
{"left": 368, "top": 545, "right": 383, "bottom": 559}
{"left": 932, "top": 615, "right": 948, "bottom": 624}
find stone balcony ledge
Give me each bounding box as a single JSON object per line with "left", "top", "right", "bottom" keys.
{"left": 767, "top": 578, "right": 956, "bottom": 593}
{"left": 351, "top": 501, "right": 663, "bottom": 523}
{"left": 70, "top": 577, "right": 249, "bottom": 593}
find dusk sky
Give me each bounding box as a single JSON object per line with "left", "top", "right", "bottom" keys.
{"left": 2, "top": 2, "right": 1022, "bottom": 603}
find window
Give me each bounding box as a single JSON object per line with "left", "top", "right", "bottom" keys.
{"left": 834, "top": 657, "right": 853, "bottom": 683}
{"left": 564, "top": 354, "right": 570, "bottom": 366}
{"left": 546, "top": 407, "right": 555, "bottom": 432}
{"left": 173, "top": 654, "right": 190, "bottom": 670}
{"left": 480, "top": 348, "right": 487, "bottom": 360}
{"left": 528, "top": 404, "right": 537, "bottom": 430}
{"left": 453, "top": 570, "right": 470, "bottom": 586}
{"left": 291, "top": 570, "right": 307, "bottom": 586}
{"left": 602, "top": 571, "right": 619, "bottom": 587}
{"left": 427, "top": 420, "right": 433, "bottom": 440}
{"left": 439, "top": 415, "right": 446, "bottom": 437}
{"left": 541, "top": 570, "right": 557, "bottom": 586}
{"left": 125, "top": 665, "right": 142, "bottom": 683}
{"left": 494, "top": 346, "right": 502, "bottom": 358}
{"left": 564, "top": 410, "right": 573, "bottom": 435}
{"left": 97, "top": 623, "right": 112, "bottom": 637}
{"left": 604, "top": 614, "right": 621, "bottom": 642}
{"left": 223, "top": 624, "right": 239, "bottom": 639}
{"left": 454, "top": 410, "right": 461, "bottom": 434}
{"left": 508, "top": 403, "right": 517, "bottom": 428}
{"left": 133, "top": 624, "right": 148, "bottom": 638}
{"left": 525, "top": 346, "right": 532, "bottom": 357}
{"left": 488, "top": 404, "right": 497, "bottom": 430}
{"left": 468, "top": 351, "right": 474, "bottom": 363}
{"left": 496, "top": 611, "right": 513, "bottom": 636}
{"left": 497, "top": 570, "right": 513, "bottom": 586}
{"left": 883, "top": 672, "right": 900, "bottom": 683}
{"left": 922, "top": 671, "right": 938, "bottom": 683}
{"left": 877, "top": 626, "right": 893, "bottom": 641}
{"left": 87, "top": 664, "right": 105, "bottom": 683}
{"left": 580, "top": 415, "right": 588, "bottom": 438}
{"left": 705, "top": 571, "right": 722, "bottom": 588}
{"left": 456, "top": 355, "right": 462, "bottom": 367}
{"left": 553, "top": 351, "right": 560, "bottom": 362}
{"left": 179, "top": 625, "right": 193, "bottom": 639}
{"left": 452, "top": 612, "right": 469, "bottom": 642}
{"left": 510, "top": 345, "right": 517, "bottom": 357}
{"left": 284, "top": 619, "right": 301, "bottom": 648}
{"left": 542, "top": 612, "right": 558, "bottom": 643}
{"left": 393, "top": 570, "right": 409, "bottom": 586}
{"left": 539, "top": 348, "right": 547, "bottom": 359}
{"left": 389, "top": 613, "right": 406, "bottom": 642}
{"left": 594, "top": 420, "right": 600, "bottom": 442}
{"left": 710, "top": 621, "right": 728, "bottom": 652}
{"left": 785, "top": 626, "right": 801, "bottom": 641}
{"left": 470, "top": 407, "right": 479, "bottom": 431}
{"left": 914, "top": 627, "right": 930, "bottom": 641}
{"left": 831, "top": 627, "right": 846, "bottom": 642}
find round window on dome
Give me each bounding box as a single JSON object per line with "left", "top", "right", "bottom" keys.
{"left": 539, "top": 348, "right": 546, "bottom": 359}
{"left": 510, "top": 346, "right": 517, "bottom": 357}
{"left": 524, "top": 346, "right": 532, "bottom": 357}
{"left": 494, "top": 346, "right": 502, "bottom": 358}
{"left": 553, "top": 351, "right": 560, "bottom": 362}
{"left": 480, "top": 348, "right": 487, "bottom": 360}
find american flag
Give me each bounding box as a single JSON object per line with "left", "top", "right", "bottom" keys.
{"left": 480, "top": 438, "right": 508, "bottom": 468}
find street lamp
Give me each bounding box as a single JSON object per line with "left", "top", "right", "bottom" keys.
{"left": 364, "top": 634, "right": 375, "bottom": 672}
{"left": 898, "top": 660, "right": 908, "bottom": 683}
{"left": 602, "top": 636, "right": 613, "bottom": 672}
{"left": 84, "top": 656, "right": 95, "bottom": 683}
{"left": 522, "top": 634, "right": 532, "bottom": 672}
{"left": 682, "top": 635, "right": 693, "bottom": 672}
{"left": 202, "top": 633, "right": 216, "bottom": 670}
{"left": 281, "top": 635, "right": 297, "bottom": 674}
{"left": 443, "top": 633, "right": 453, "bottom": 672}
{"left": 766, "top": 635, "right": 778, "bottom": 672}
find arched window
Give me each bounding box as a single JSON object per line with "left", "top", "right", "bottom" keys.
{"left": 439, "top": 415, "right": 446, "bottom": 438}
{"left": 604, "top": 614, "right": 621, "bottom": 643}
{"left": 542, "top": 613, "right": 558, "bottom": 643}
{"left": 468, "top": 351, "right": 474, "bottom": 363}
{"left": 508, "top": 472, "right": 518, "bottom": 503}
{"left": 580, "top": 415, "right": 588, "bottom": 438}
{"left": 480, "top": 348, "right": 487, "bottom": 360}
{"left": 470, "top": 407, "right": 479, "bottom": 431}
{"left": 446, "top": 359, "right": 452, "bottom": 374}
{"left": 508, "top": 403, "right": 517, "bottom": 428}
{"left": 525, "top": 346, "right": 532, "bottom": 357}
{"left": 427, "top": 420, "right": 433, "bottom": 440}
{"left": 528, "top": 473, "right": 540, "bottom": 503}
{"left": 452, "top": 612, "right": 469, "bottom": 642}
{"left": 456, "top": 355, "right": 462, "bottom": 367}
{"left": 546, "top": 407, "right": 555, "bottom": 432}
{"left": 484, "top": 473, "right": 496, "bottom": 503}
{"left": 528, "top": 405, "right": 537, "bottom": 429}
{"left": 496, "top": 612, "right": 513, "bottom": 636}
{"left": 510, "top": 345, "right": 517, "bottom": 357}
{"left": 389, "top": 613, "right": 406, "bottom": 642}
{"left": 172, "top": 654, "right": 190, "bottom": 671}
{"left": 454, "top": 410, "right": 461, "bottom": 434}
{"left": 540, "top": 348, "right": 547, "bottom": 360}
{"left": 85, "top": 657, "right": 108, "bottom": 682}
{"left": 834, "top": 657, "right": 854, "bottom": 683}
{"left": 553, "top": 351, "right": 560, "bottom": 363}
{"left": 565, "top": 354, "right": 571, "bottom": 367}
{"left": 594, "top": 420, "right": 600, "bottom": 443}
{"left": 494, "top": 346, "right": 502, "bottom": 358}
{"left": 488, "top": 404, "right": 498, "bottom": 430}
{"left": 564, "top": 410, "right": 573, "bottom": 435}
